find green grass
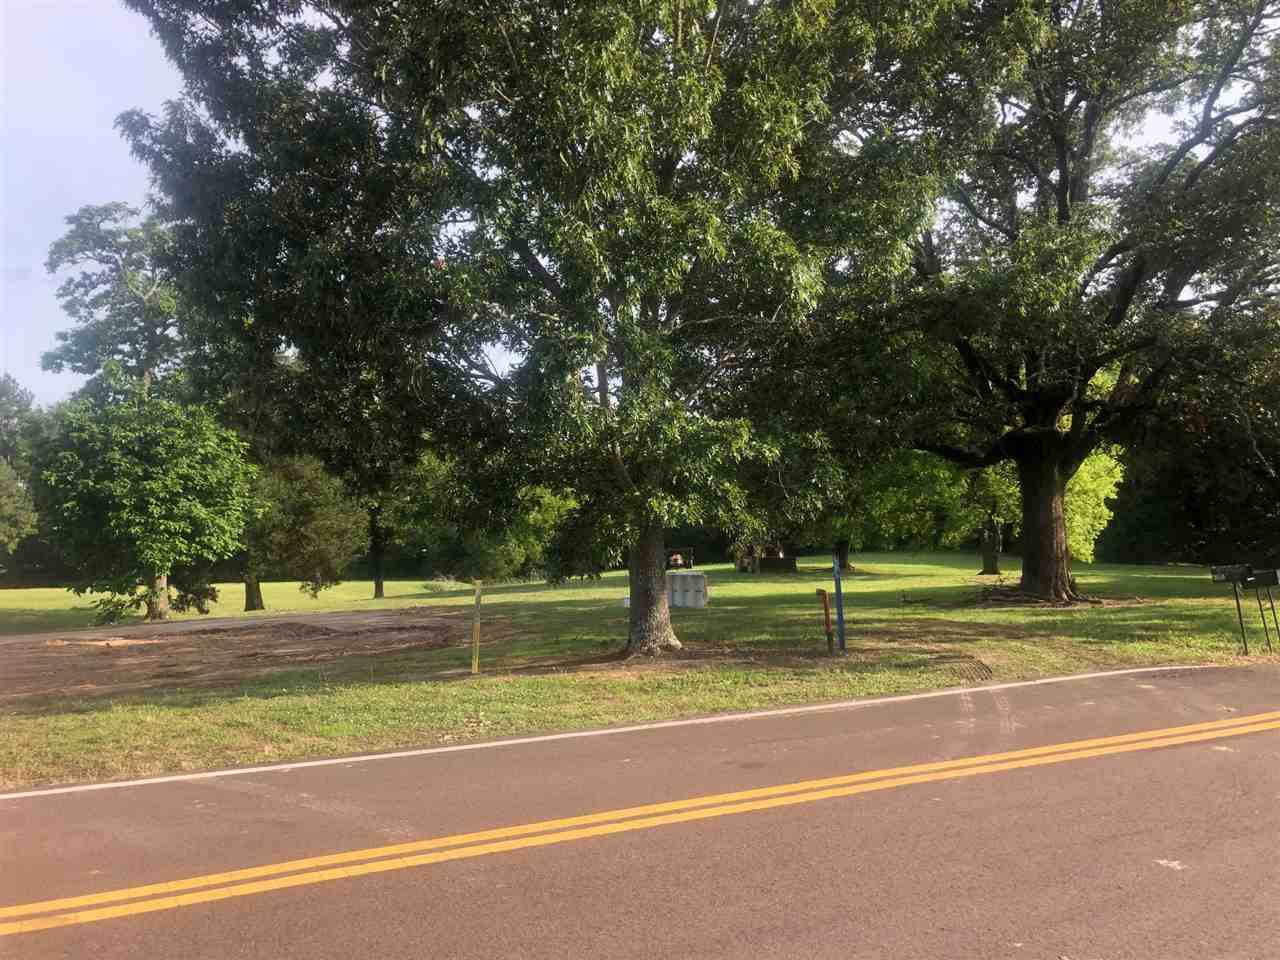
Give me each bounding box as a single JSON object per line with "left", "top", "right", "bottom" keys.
{"left": 0, "top": 553, "right": 1264, "bottom": 789}
{"left": 0, "top": 578, "right": 463, "bottom": 636}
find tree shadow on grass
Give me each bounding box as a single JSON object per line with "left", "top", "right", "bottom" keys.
{"left": 376, "top": 564, "right": 937, "bottom": 605}
{"left": 1025, "top": 604, "right": 1248, "bottom": 647}
{"left": 0, "top": 607, "right": 110, "bottom": 640}
{"left": 2, "top": 610, "right": 1012, "bottom": 719}
{"left": 2, "top": 570, "right": 1236, "bottom": 720}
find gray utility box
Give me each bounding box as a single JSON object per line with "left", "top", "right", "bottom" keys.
{"left": 666, "top": 571, "right": 709, "bottom": 608}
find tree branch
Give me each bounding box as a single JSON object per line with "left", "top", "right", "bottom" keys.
{"left": 949, "top": 183, "right": 1017, "bottom": 241}
{"left": 507, "top": 238, "right": 564, "bottom": 299}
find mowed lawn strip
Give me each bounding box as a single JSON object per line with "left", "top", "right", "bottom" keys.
{"left": 0, "top": 553, "right": 1258, "bottom": 790}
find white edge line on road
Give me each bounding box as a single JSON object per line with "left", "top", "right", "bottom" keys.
{"left": 0, "top": 665, "right": 1216, "bottom": 801}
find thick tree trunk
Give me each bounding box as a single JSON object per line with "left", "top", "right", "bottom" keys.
{"left": 145, "top": 573, "right": 170, "bottom": 622}
{"left": 369, "top": 505, "right": 386, "bottom": 600}
{"left": 1016, "top": 452, "right": 1077, "bottom": 600}
{"left": 244, "top": 573, "right": 265, "bottom": 612}
{"left": 979, "top": 514, "right": 1002, "bottom": 576}
{"left": 626, "top": 524, "right": 681, "bottom": 655}
{"left": 835, "top": 539, "right": 852, "bottom": 572}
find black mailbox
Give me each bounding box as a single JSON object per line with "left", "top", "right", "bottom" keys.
{"left": 1246, "top": 569, "right": 1280, "bottom": 588}
{"left": 1211, "top": 564, "right": 1252, "bottom": 583}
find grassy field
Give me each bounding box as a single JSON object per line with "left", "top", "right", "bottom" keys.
{"left": 0, "top": 553, "right": 1266, "bottom": 790}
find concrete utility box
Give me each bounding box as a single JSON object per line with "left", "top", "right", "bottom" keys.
{"left": 666, "top": 571, "right": 709, "bottom": 608}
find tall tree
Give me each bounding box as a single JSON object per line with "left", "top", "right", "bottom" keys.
{"left": 118, "top": 1, "right": 491, "bottom": 602}
{"left": 844, "top": 0, "right": 1280, "bottom": 599}
{"left": 31, "top": 373, "right": 256, "bottom": 621}
{"left": 44, "top": 203, "right": 187, "bottom": 393}
{"left": 121, "top": 0, "right": 1028, "bottom": 652}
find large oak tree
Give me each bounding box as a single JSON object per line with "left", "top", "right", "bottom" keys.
{"left": 851, "top": 0, "right": 1280, "bottom": 599}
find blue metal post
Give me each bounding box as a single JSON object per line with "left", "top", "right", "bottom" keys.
{"left": 832, "top": 554, "right": 847, "bottom": 654}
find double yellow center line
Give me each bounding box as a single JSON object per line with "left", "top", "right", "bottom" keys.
{"left": 5, "top": 709, "right": 1280, "bottom": 937}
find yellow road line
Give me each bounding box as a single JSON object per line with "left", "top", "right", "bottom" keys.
{"left": 4, "top": 713, "right": 1278, "bottom": 937}
{"left": 5, "top": 708, "right": 1274, "bottom": 923}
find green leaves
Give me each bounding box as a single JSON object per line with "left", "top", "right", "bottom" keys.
{"left": 0, "top": 461, "right": 36, "bottom": 556}
{"left": 832, "top": 1, "right": 1280, "bottom": 578}
{"left": 245, "top": 458, "right": 368, "bottom": 595}
{"left": 1064, "top": 448, "right": 1124, "bottom": 563}
{"left": 43, "top": 204, "right": 187, "bottom": 390}
{"left": 116, "top": 1, "right": 1093, "bottom": 609}
{"left": 819, "top": 447, "right": 1122, "bottom": 559}
{"left": 31, "top": 375, "right": 256, "bottom": 607}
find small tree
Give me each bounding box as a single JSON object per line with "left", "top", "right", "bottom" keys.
{"left": 242, "top": 457, "right": 368, "bottom": 611}
{"left": 394, "top": 455, "right": 575, "bottom": 582}
{"left": 32, "top": 374, "right": 256, "bottom": 621}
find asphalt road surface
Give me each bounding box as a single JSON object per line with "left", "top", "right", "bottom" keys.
{"left": 4, "top": 665, "right": 1279, "bottom": 959}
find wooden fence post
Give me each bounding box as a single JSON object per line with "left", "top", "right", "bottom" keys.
{"left": 471, "top": 581, "right": 482, "bottom": 675}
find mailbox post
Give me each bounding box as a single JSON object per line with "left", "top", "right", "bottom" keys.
{"left": 1243, "top": 569, "right": 1279, "bottom": 654}
{"left": 1211, "top": 565, "right": 1251, "bottom": 654}
{"left": 1210, "top": 564, "right": 1278, "bottom": 655}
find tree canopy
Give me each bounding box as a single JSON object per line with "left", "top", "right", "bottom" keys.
{"left": 44, "top": 203, "right": 189, "bottom": 392}
{"left": 818, "top": 0, "right": 1280, "bottom": 599}
{"left": 241, "top": 457, "right": 368, "bottom": 611}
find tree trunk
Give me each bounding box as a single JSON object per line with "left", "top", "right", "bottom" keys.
{"left": 244, "top": 573, "right": 265, "bottom": 612}
{"left": 369, "top": 505, "right": 386, "bottom": 600}
{"left": 1016, "top": 451, "right": 1077, "bottom": 600}
{"left": 145, "top": 573, "right": 170, "bottom": 622}
{"left": 835, "top": 539, "right": 852, "bottom": 572}
{"left": 979, "top": 514, "right": 1002, "bottom": 576}
{"left": 626, "top": 524, "right": 681, "bottom": 655}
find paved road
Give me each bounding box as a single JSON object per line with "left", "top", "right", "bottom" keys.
{"left": 3, "top": 666, "right": 1279, "bottom": 959}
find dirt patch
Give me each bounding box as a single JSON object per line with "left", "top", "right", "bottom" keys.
{"left": 0, "top": 609, "right": 506, "bottom": 702}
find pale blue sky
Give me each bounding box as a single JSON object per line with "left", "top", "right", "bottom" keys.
{"left": 1, "top": 0, "right": 182, "bottom": 405}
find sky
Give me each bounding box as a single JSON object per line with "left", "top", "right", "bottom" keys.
{"left": 1, "top": 0, "right": 183, "bottom": 405}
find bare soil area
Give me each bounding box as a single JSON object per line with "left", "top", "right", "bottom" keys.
{"left": 0, "top": 608, "right": 492, "bottom": 701}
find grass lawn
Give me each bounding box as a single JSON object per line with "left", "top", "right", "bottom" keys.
{"left": 0, "top": 553, "right": 1266, "bottom": 790}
